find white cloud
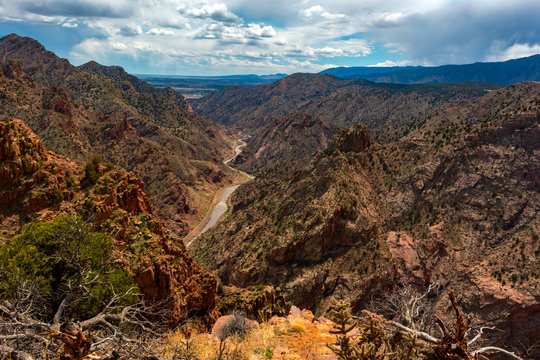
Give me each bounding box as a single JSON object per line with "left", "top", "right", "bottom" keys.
{"left": 299, "top": 5, "right": 324, "bottom": 18}
{"left": 148, "top": 28, "right": 175, "bottom": 36}
{"left": 368, "top": 59, "right": 412, "bottom": 67}
{"left": 299, "top": 5, "right": 348, "bottom": 22}
{"left": 179, "top": 3, "right": 241, "bottom": 23}
{"left": 274, "top": 38, "right": 287, "bottom": 46}
{"left": 245, "top": 23, "right": 276, "bottom": 38}
{"left": 110, "top": 42, "right": 127, "bottom": 51}
{"left": 70, "top": 38, "right": 108, "bottom": 63}
{"left": 192, "top": 22, "right": 276, "bottom": 42}
{"left": 488, "top": 43, "right": 540, "bottom": 62}
{"left": 61, "top": 18, "right": 78, "bottom": 27}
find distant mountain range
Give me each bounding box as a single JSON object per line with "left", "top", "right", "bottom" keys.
{"left": 193, "top": 73, "right": 500, "bottom": 143}
{"left": 138, "top": 73, "right": 287, "bottom": 99}
{"left": 321, "top": 54, "right": 540, "bottom": 85}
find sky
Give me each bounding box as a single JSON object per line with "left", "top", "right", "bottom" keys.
{"left": 0, "top": 0, "right": 539, "bottom": 76}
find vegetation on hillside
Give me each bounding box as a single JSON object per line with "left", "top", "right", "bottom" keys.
{"left": 192, "top": 83, "right": 540, "bottom": 354}
{"left": 193, "top": 73, "right": 499, "bottom": 143}
{"left": 0, "top": 33, "right": 237, "bottom": 238}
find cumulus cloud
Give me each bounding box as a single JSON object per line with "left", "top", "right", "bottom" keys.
{"left": 148, "top": 28, "right": 175, "bottom": 36}
{"left": 192, "top": 22, "right": 276, "bottom": 43}
{"left": 179, "top": 3, "right": 241, "bottom": 23}
{"left": 118, "top": 25, "right": 142, "bottom": 37}
{"left": 110, "top": 42, "right": 127, "bottom": 51}
{"left": 71, "top": 38, "right": 108, "bottom": 63}
{"left": 2, "top": 0, "right": 539, "bottom": 74}
{"left": 245, "top": 24, "right": 276, "bottom": 38}
{"left": 61, "top": 18, "right": 78, "bottom": 28}
{"left": 488, "top": 43, "right": 540, "bottom": 62}
{"left": 299, "top": 5, "right": 348, "bottom": 22}
{"left": 368, "top": 59, "right": 412, "bottom": 67}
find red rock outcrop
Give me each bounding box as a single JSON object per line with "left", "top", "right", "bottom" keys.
{"left": 1, "top": 59, "right": 33, "bottom": 83}
{"left": 330, "top": 123, "right": 372, "bottom": 153}
{"left": 0, "top": 118, "right": 219, "bottom": 326}
{"left": 217, "top": 285, "right": 286, "bottom": 321}
{"left": 192, "top": 83, "right": 540, "bottom": 352}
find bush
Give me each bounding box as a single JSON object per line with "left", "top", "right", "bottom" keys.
{"left": 65, "top": 176, "right": 75, "bottom": 188}
{"left": 81, "top": 154, "right": 102, "bottom": 188}
{"left": 289, "top": 317, "right": 306, "bottom": 333}
{"left": 264, "top": 347, "right": 273, "bottom": 359}
{"left": 217, "top": 282, "right": 224, "bottom": 295}
{"left": 52, "top": 188, "right": 64, "bottom": 203}
{"left": 220, "top": 313, "right": 249, "bottom": 340}
{"left": 0, "top": 216, "right": 137, "bottom": 321}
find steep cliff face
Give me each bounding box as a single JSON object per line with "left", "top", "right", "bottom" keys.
{"left": 0, "top": 34, "right": 237, "bottom": 238}
{"left": 0, "top": 118, "right": 218, "bottom": 325}
{"left": 234, "top": 112, "right": 333, "bottom": 173}
{"left": 194, "top": 124, "right": 390, "bottom": 312}
{"left": 192, "top": 83, "right": 540, "bottom": 350}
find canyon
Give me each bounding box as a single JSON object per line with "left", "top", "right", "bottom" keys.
{"left": 0, "top": 32, "right": 538, "bottom": 359}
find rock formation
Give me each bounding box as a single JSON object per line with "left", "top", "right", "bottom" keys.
{"left": 0, "top": 118, "right": 218, "bottom": 325}
{"left": 192, "top": 82, "right": 540, "bottom": 351}
{"left": 0, "top": 33, "right": 237, "bottom": 238}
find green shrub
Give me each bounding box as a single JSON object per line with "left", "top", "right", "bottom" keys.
{"left": 264, "top": 347, "right": 273, "bottom": 359}
{"left": 65, "top": 176, "right": 75, "bottom": 188}
{"left": 0, "top": 216, "right": 137, "bottom": 321}
{"left": 81, "top": 154, "right": 102, "bottom": 188}
{"left": 52, "top": 188, "right": 64, "bottom": 203}
{"left": 217, "top": 282, "right": 224, "bottom": 295}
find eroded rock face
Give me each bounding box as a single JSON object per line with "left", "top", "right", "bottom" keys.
{"left": 0, "top": 118, "right": 46, "bottom": 183}
{"left": 0, "top": 34, "right": 237, "bottom": 240}
{"left": 1, "top": 59, "right": 33, "bottom": 83}
{"left": 329, "top": 124, "right": 372, "bottom": 153}
{"left": 0, "top": 118, "right": 218, "bottom": 326}
{"left": 234, "top": 112, "right": 333, "bottom": 173}
{"left": 192, "top": 83, "right": 540, "bottom": 351}
{"left": 217, "top": 285, "right": 286, "bottom": 321}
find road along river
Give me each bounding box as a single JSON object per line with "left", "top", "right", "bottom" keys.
{"left": 184, "top": 139, "right": 253, "bottom": 247}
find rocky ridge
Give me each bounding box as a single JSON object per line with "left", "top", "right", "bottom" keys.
{"left": 234, "top": 112, "right": 333, "bottom": 174}
{"left": 192, "top": 82, "right": 540, "bottom": 352}
{"left": 193, "top": 73, "right": 500, "bottom": 142}
{"left": 0, "top": 34, "right": 238, "bottom": 237}
{"left": 0, "top": 117, "right": 218, "bottom": 325}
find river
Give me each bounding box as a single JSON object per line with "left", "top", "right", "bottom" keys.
{"left": 184, "top": 139, "right": 253, "bottom": 247}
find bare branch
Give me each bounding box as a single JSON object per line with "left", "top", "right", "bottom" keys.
{"left": 472, "top": 347, "right": 524, "bottom": 360}
{"left": 467, "top": 326, "right": 497, "bottom": 346}
{"left": 353, "top": 313, "right": 441, "bottom": 344}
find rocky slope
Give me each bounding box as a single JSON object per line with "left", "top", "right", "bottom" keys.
{"left": 233, "top": 112, "right": 333, "bottom": 173}
{"left": 0, "top": 117, "right": 219, "bottom": 325}
{"left": 192, "top": 82, "right": 540, "bottom": 351}
{"left": 193, "top": 73, "right": 499, "bottom": 142}
{"left": 0, "top": 34, "right": 237, "bottom": 237}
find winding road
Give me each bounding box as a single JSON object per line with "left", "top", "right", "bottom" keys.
{"left": 184, "top": 139, "right": 253, "bottom": 247}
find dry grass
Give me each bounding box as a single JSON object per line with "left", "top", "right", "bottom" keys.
{"left": 288, "top": 318, "right": 306, "bottom": 333}
{"left": 157, "top": 314, "right": 336, "bottom": 359}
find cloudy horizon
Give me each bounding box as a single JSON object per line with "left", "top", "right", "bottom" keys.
{"left": 0, "top": 0, "right": 539, "bottom": 75}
